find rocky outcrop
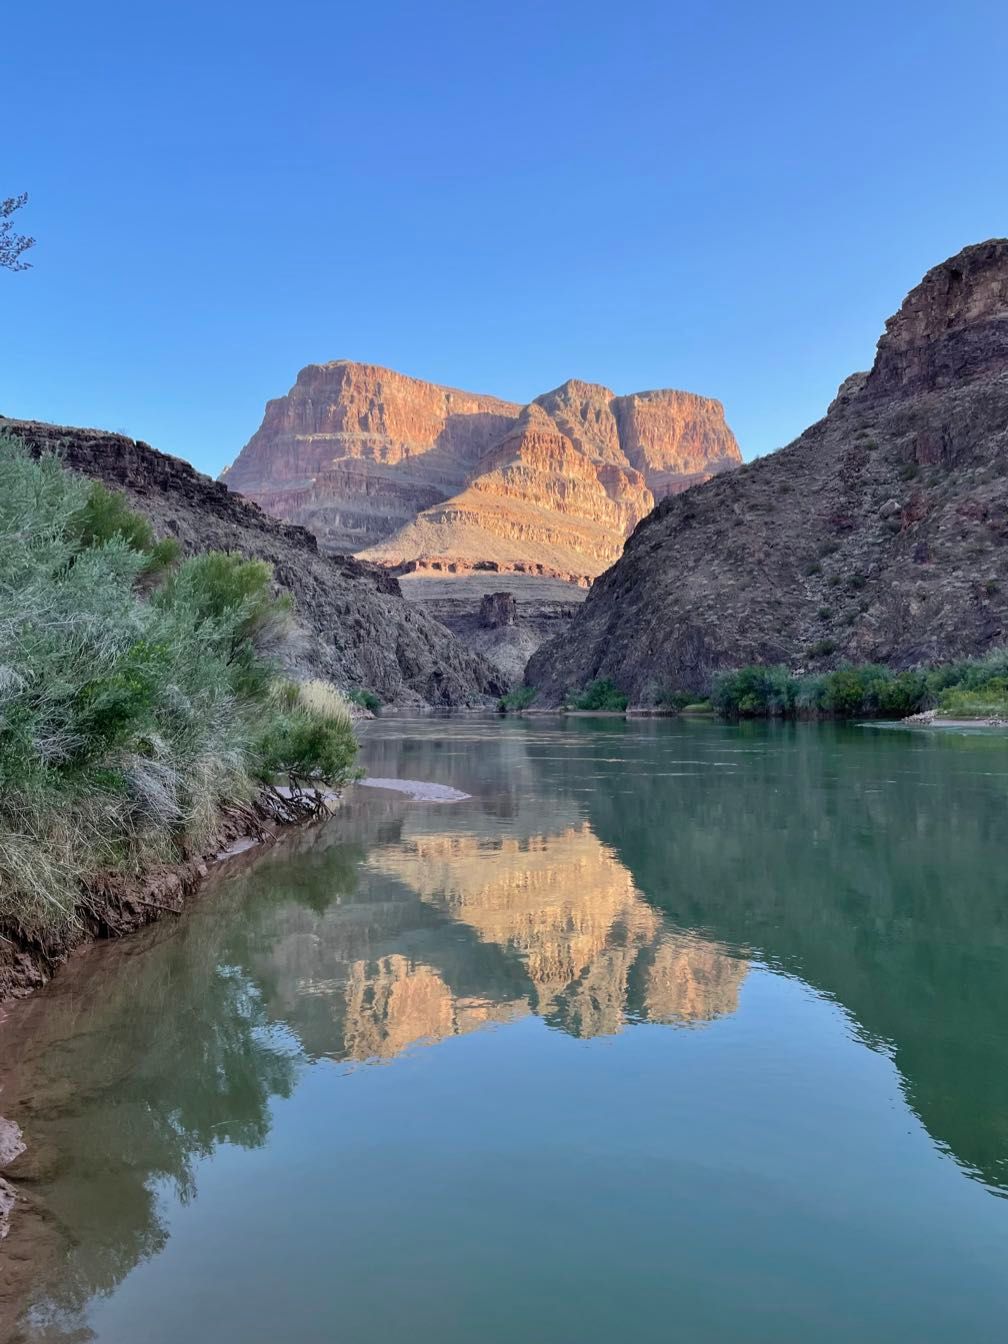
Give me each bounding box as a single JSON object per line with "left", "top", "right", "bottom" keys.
{"left": 1, "top": 418, "right": 508, "bottom": 707}
{"left": 400, "top": 573, "right": 585, "bottom": 680}
{"left": 613, "top": 387, "right": 745, "bottom": 496}
{"left": 527, "top": 240, "right": 1008, "bottom": 702}
{"left": 222, "top": 363, "right": 741, "bottom": 581}
{"left": 362, "top": 402, "right": 657, "bottom": 581}
{"left": 479, "top": 592, "right": 517, "bottom": 628}
{"left": 222, "top": 362, "right": 522, "bottom": 553}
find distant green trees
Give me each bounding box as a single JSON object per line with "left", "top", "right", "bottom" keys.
{"left": 0, "top": 438, "right": 358, "bottom": 939}
{"left": 569, "top": 679, "right": 628, "bottom": 712}
{"left": 348, "top": 687, "right": 382, "bottom": 714}
{"left": 525, "top": 656, "right": 1007, "bottom": 722}
{"left": 711, "top": 655, "right": 1008, "bottom": 719}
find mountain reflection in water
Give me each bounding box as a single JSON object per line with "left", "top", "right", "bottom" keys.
{"left": 0, "top": 782, "right": 744, "bottom": 1339}
{"left": 2, "top": 714, "right": 1006, "bottom": 1344}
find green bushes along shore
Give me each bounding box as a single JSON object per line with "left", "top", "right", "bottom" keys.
{"left": 513, "top": 657, "right": 1008, "bottom": 721}
{"left": 0, "top": 438, "right": 359, "bottom": 941}
{"left": 710, "top": 656, "right": 1008, "bottom": 719}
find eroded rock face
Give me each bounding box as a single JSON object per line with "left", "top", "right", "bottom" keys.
{"left": 479, "top": 592, "right": 517, "bottom": 628}
{"left": 363, "top": 403, "right": 657, "bottom": 580}
{"left": 223, "top": 362, "right": 522, "bottom": 554}
{"left": 614, "top": 388, "right": 745, "bottom": 497}
{"left": 222, "top": 364, "right": 741, "bottom": 582}
{"left": 527, "top": 239, "right": 1008, "bottom": 702}
{"left": 867, "top": 238, "right": 1008, "bottom": 397}
{"left": 2, "top": 418, "right": 508, "bottom": 707}
{"left": 400, "top": 573, "right": 585, "bottom": 681}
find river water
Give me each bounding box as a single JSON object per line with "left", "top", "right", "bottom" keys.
{"left": 2, "top": 716, "right": 1006, "bottom": 1342}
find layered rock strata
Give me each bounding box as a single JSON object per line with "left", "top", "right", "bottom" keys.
{"left": 222, "top": 363, "right": 741, "bottom": 582}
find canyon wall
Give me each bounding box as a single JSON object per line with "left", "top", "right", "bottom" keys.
{"left": 527, "top": 240, "right": 1008, "bottom": 702}
{"left": 222, "top": 363, "right": 742, "bottom": 583}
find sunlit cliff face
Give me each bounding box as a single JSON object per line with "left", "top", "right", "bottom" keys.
{"left": 221, "top": 362, "right": 741, "bottom": 579}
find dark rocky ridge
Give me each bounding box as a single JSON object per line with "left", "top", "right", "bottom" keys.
{"left": 527, "top": 240, "right": 1008, "bottom": 701}
{"left": 1, "top": 419, "right": 508, "bottom": 706}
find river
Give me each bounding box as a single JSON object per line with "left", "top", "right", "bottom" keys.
{"left": 1, "top": 715, "right": 1006, "bottom": 1342}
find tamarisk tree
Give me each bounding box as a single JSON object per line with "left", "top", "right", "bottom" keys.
{"left": 1, "top": 193, "right": 34, "bottom": 270}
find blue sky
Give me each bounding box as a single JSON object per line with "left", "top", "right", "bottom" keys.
{"left": 3, "top": 0, "right": 1006, "bottom": 477}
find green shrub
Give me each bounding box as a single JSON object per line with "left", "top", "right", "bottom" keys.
{"left": 937, "top": 684, "right": 1008, "bottom": 719}
{"left": 153, "top": 551, "right": 294, "bottom": 699}
{"left": 70, "top": 480, "right": 181, "bottom": 577}
{"left": 254, "top": 688, "right": 359, "bottom": 790}
{"left": 711, "top": 660, "right": 939, "bottom": 720}
{"left": 811, "top": 665, "right": 912, "bottom": 716}
{"left": 498, "top": 685, "right": 537, "bottom": 712}
{"left": 925, "top": 649, "right": 1008, "bottom": 699}
{"left": 711, "top": 666, "right": 797, "bottom": 717}
{"left": 348, "top": 687, "right": 382, "bottom": 714}
{"left": 570, "top": 679, "right": 628, "bottom": 712}
{"left": 0, "top": 438, "right": 357, "bottom": 939}
{"left": 874, "top": 670, "right": 930, "bottom": 717}
{"left": 707, "top": 650, "right": 1008, "bottom": 722}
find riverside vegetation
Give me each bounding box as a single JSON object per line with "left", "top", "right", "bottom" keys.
{"left": 710, "top": 656, "right": 1008, "bottom": 720}
{"left": 0, "top": 437, "right": 359, "bottom": 945}
{"left": 503, "top": 659, "right": 1008, "bottom": 720}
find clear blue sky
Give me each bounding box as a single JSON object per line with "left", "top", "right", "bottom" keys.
{"left": 3, "top": 0, "right": 1006, "bottom": 477}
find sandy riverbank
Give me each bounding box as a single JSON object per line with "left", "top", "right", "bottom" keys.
{"left": 902, "top": 710, "right": 1008, "bottom": 729}
{"left": 359, "top": 777, "right": 471, "bottom": 802}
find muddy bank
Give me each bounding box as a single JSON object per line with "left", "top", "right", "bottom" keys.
{"left": 0, "top": 788, "right": 338, "bottom": 1005}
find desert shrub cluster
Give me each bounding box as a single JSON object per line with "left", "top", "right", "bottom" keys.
{"left": 0, "top": 438, "right": 358, "bottom": 938}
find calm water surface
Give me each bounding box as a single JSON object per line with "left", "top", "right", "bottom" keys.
{"left": 2, "top": 717, "right": 1007, "bottom": 1342}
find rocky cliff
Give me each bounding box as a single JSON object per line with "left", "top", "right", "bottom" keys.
{"left": 222, "top": 362, "right": 522, "bottom": 554}
{"left": 222, "top": 363, "right": 741, "bottom": 582}
{"left": 527, "top": 240, "right": 1008, "bottom": 701}
{"left": 398, "top": 573, "right": 585, "bottom": 681}
{"left": 1, "top": 418, "right": 508, "bottom": 707}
